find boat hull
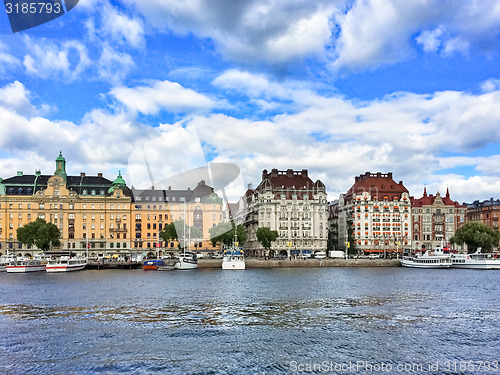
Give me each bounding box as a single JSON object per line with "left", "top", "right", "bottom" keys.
{"left": 6, "top": 265, "right": 46, "bottom": 273}
{"left": 222, "top": 259, "right": 245, "bottom": 270}
{"left": 174, "top": 260, "right": 198, "bottom": 270}
{"left": 401, "top": 259, "right": 452, "bottom": 269}
{"left": 46, "top": 264, "right": 87, "bottom": 273}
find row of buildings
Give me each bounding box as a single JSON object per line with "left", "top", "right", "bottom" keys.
{"left": 1, "top": 154, "right": 499, "bottom": 257}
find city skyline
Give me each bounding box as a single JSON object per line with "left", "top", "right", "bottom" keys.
{"left": 1, "top": 1, "right": 500, "bottom": 203}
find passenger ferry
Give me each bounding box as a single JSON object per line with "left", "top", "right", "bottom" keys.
{"left": 401, "top": 247, "right": 452, "bottom": 269}
{"left": 46, "top": 256, "right": 87, "bottom": 272}
{"left": 451, "top": 248, "right": 500, "bottom": 269}
{"left": 174, "top": 252, "right": 198, "bottom": 270}
{"left": 6, "top": 258, "right": 46, "bottom": 273}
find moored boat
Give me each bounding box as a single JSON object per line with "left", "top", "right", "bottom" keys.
{"left": 143, "top": 259, "right": 165, "bottom": 270}
{"left": 0, "top": 254, "right": 16, "bottom": 272}
{"left": 222, "top": 248, "right": 245, "bottom": 270}
{"left": 6, "top": 258, "right": 46, "bottom": 273}
{"left": 451, "top": 248, "right": 500, "bottom": 269}
{"left": 46, "top": 256, "right": 87, "bottom": 273}
{"left": 174, "top": 252, "right": 198, "bottom": 270}
{"left": 401, "top": 246, "right": 452, "bottom": 269}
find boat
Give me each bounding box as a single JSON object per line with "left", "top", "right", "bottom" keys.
{"left": 222, "top": 247, "right": 245, "bottom": 270}
{"left": 143, "top": 259, "right": 165, "bottom": 270}
{"left": 6, "top": 258, "right": 46, "bottom": 273}
{"left": 46, "top": 256, "right": 87, "bottom": 272}
{"left": 401, "top": 246, "right": 452, "bottom": 268}
{"left": 174, "top": 252, "right": 198, "bottom": 270}
{"left": 0, "top": 254, "right": 16, "bottom": 272}
{"left": 451, "top": 248, "right": 500, "bottom": 269}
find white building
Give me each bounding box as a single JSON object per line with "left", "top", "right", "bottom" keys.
{"left": 333, "top": 172, "right": 412, "bottom": 257}
{"left": 237, "top": 169, "right": 328, "bottom": 257}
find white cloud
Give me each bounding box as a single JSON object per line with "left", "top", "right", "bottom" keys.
{"left": 97, "top": 43, "right": 135, "bottom": 83}
{"left": 110, "top": 80, "right": 218, "bottom": 115}
{"left": 22, "top": 37, "right": 91, "bottom": 81}
{"left": 122, "top": 0, "right": 336, "bottom": 64}
{"left": 96, "top": 2, "right": 145, "bottom": 48}
{"left": 416, "top": 26, "right": 443, "bottom": 53}
{"left": 0, "top": 81, "right": 38, "bottom": 117}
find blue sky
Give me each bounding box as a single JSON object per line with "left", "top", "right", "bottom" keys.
{"left": 1, "top": 0, "right": 500, "bottom": 203}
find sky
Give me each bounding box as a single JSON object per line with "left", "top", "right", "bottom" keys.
{"left": 1, "top": 0, "right": 500, "bottom": 204}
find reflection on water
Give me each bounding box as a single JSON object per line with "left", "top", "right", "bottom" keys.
{"left": 0, "top": 294, "right": 432, "bottom": 328}
{"left": 0, "top": 268, "right": 499, "bottom": 375}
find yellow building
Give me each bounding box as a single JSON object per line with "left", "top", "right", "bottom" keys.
{"left": 0, "top": 153, "right": 131, "bottom": 257}
{"left": 132, "top": 180, "right": 224, "bottom": 257}
{"left": 0, "top": 154, "right": 224, "bottom": 259}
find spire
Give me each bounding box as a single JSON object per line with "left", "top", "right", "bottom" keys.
{"left": 54, "top": 151, "right": 67, "bottom": 181}
{"left": 423, "top": 185, "right": 427, "bottom": 197}
{"left": 446, "top": 186, "right": 450, "bottom": 198}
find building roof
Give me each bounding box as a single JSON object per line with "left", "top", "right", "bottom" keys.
{"left": 465, "top": 197, "right": 500, "bottom": 209}
{"left": 410, "top": 187, "right": 465, "bottom": 208}
{"left": 345, "top": 172, "right": 408, "bottom": 202}
{"left": 132, "top": 180, "right": 221, "bottom": 204}
{"left": 253, "top": 168, "right": 326, "bottom": 200}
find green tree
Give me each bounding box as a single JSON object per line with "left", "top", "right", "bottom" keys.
{"left": 17, "top": 218, "right": 61, "bottom": 252}
{"left": 451, "top": 221, "right": 500, "bottom": 252}
{"left": 256, "top": 227, "right": 279, "bottom": 251}
{"left": 160, "top": 220, "right": 203, "bottom": 249}
{"left": 209, "top": 222, "right": 246, "bottom": 247}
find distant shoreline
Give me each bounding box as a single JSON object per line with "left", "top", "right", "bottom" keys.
{"left": 198, "top": 258, "right": 401, "bottom": 268}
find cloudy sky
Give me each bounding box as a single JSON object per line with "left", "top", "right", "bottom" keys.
{"left": 1, "top": 0, "right": 500, "bottom": 203}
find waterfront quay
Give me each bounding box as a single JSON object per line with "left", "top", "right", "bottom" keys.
{"left": 84, "top": 257, "right": 400, "bottom": 269}
{"left": 198, "top": 258, "right": 400, "bottom": 268}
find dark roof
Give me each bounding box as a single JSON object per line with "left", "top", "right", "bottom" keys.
{"left": 252, "top": 168, "right": 325, "bottom": 200}
{"left": 465, "top": 198, "right": 500, "bottom": 209}
{"left": 1, "top": 173, "right": 132, "bottom": 197}
{"left": 132, "top": 180, "right": 217, "bottom": 204}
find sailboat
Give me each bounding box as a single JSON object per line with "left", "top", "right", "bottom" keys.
{"left": 174, "top": 201, "right": 199, "bottom": 270}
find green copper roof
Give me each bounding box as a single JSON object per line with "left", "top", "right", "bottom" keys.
{"left": 55, "top": 151, "right": 65, "bottom": 162}
{"left": 108, "top": 171, "right": 126, "bottom": 193}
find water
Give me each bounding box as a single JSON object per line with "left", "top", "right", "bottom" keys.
{"left": 0, "top": 268, "right": 499, "bottom": 374}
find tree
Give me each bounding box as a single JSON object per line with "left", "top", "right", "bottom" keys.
{"left": 451, "top": 221, "right": 500, "bottom": 252}
{"left": 17, "top": 218, "right": 61, "bottom": 252}
{"left": 256, "top": 227, "right": 279, "bottom": 251}
{"left": 209, "top": 222, "right": 246, "bottom": 247}
{"left": 160, "top": 220, "right": 203, "bottom": 250}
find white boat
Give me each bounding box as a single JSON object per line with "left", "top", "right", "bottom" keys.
{"left": 174, "top": 252, "right": 198, "bottom": 270}
{"left": 222, "top": 248, "right": 245, "bottom": 270}
{"left": 401, "top": 247, "right": 452, "bottom": 269}
{"left": 0, "top": 254, "right": 16, "bottom": 272}
{"left": 451, "top": 248, "right": 500, "bottom": 269}
{"left": 6, "top": 258, "right": 46, "bottom": 273}
{"left": 46, "top": 256, "right": 87, "bottom": 273}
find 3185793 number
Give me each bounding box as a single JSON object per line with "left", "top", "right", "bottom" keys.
{"left": 5, "top": 2, "right": 61, "bottom": 14}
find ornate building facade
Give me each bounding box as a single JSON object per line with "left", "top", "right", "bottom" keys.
{"left": 410, "top": 188, "right": 466, "bottom": 251}
{"left": 333, "top": 172, "right": 412, "bottom": 256}
{"left": 0, "top": 153, "right": 131, "bottom": 256}
{"left": 238, "top": 168, "right": 328, "bottom": 257}
{"left": 0, "top": 155, "right": 223, "bottom": 258}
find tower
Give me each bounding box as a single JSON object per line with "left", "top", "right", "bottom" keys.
{"left": 54, "top": 151, "right": 67, "bottom": 181}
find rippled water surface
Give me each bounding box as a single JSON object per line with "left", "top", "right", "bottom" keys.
{"left": 1, "top": 267, "right": 499, "bottom": 374}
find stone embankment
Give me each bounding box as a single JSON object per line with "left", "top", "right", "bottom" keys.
{"left": 198, "top": 258, "right": 401, "bottom": 268}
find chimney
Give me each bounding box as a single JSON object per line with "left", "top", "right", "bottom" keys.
{"left": 286, "top": 169, "right": 293, "bottom": 177}
{"left": 262, "top": 169, "right": 268, "bottom": 181}
{"left": 247, "top": 183, "right": 253, "bottom": 190}
{"left": 301, "top": 169, "right": 308, "bottom": 177}
{"left": 80, "top": 172, "right": 86, "bottom": 177}
{"left": 388, "top": 172, "right": 393, "bottom": 179}
{"left": 17, "top": 171, "right": 23, "bottom": 176}
{"left": 98, "top": 173, "right": 103, "bottom": 178}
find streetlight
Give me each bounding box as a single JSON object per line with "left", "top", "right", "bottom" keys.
{"left": 157, "top": 218, "right": 163, "bottom": 258}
